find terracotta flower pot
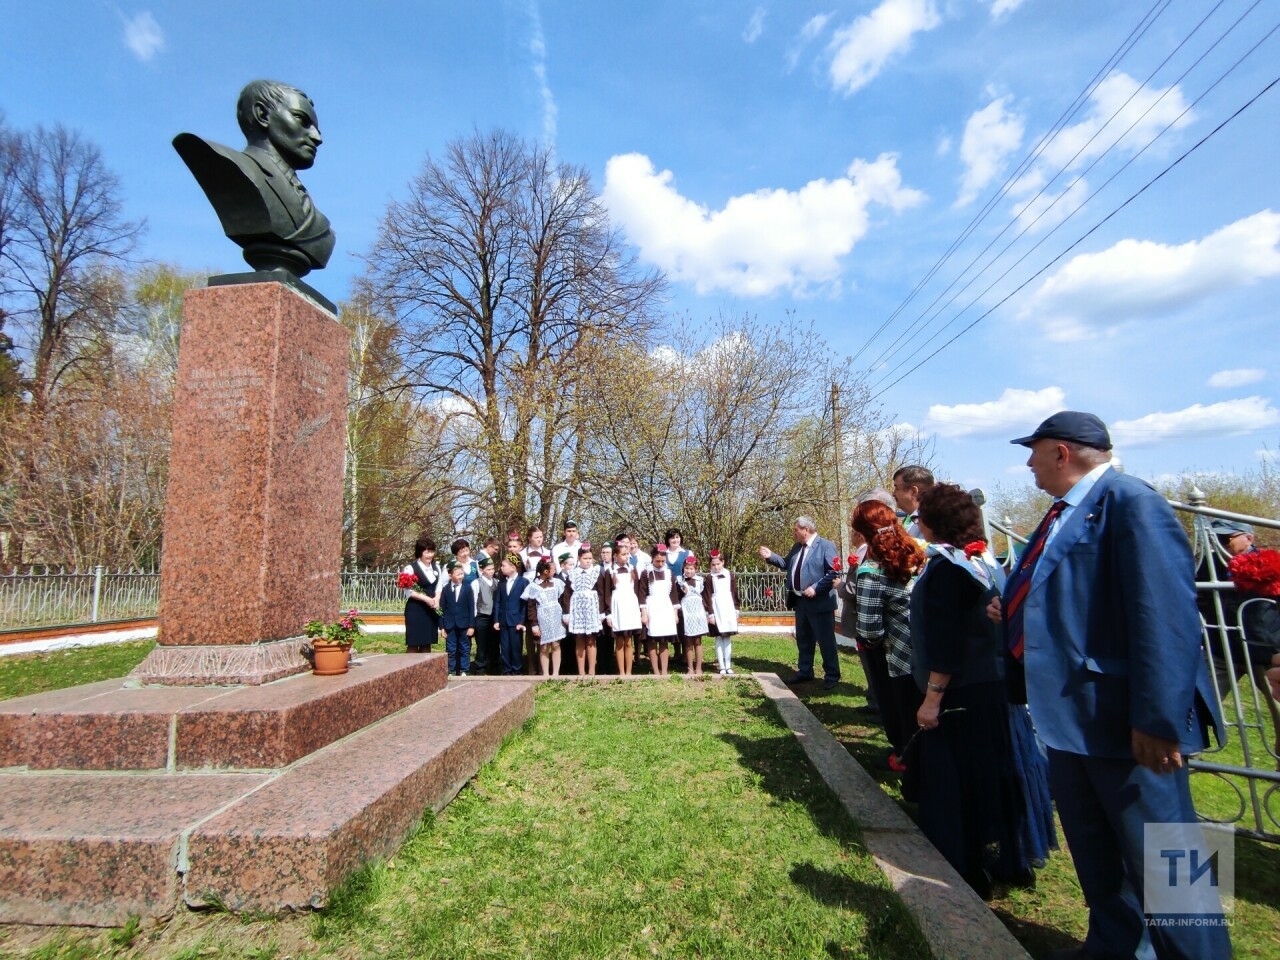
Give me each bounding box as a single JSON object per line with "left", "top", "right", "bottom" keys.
{"left": 311, "top": 641, "right": 351, "bottom": 676}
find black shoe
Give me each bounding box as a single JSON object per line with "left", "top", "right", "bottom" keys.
{"left": 786, "top": 673, "right": 815, "bottom": 685}
{"left": 962, "top": 868, "right": 993, "bottom": 901}
{"left": 822, "top": 676, "right": 840, "bottom": 690}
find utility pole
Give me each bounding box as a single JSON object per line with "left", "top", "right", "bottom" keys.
{"left": 831, "top": 381, "right": 848, "bottom": 562}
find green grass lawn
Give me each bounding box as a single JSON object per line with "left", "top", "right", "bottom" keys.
{"left": 0, "top": 634, "right": 1277, "bottom": 959}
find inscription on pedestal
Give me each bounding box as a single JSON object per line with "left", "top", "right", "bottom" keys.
{"left": 187, "top": 367, "right": 265, "bottom": 432}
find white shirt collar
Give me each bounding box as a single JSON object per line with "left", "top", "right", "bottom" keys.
{"left": 1061, "top": 462, "right": 1112, "bottom": 507}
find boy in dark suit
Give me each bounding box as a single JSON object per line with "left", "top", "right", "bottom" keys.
{"left": 439, "top": 560, "right": 476, "bottom": 676}
{"left": 494, "top": 553, "right": 529, "bottom": 676}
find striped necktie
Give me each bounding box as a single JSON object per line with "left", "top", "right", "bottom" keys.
{"left": 1003, "top": 499, "right": 1067, "bottom": 661}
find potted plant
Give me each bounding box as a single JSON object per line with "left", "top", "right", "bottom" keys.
{"left": 304, "top": 608, "right": 364, "bottom": 676}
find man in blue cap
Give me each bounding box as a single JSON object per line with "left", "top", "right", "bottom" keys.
{"left": 989, "top": 411, "right": 1228, "bottom": 960}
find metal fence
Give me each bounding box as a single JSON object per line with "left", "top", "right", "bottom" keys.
{"left": 988, "top": 486, "right": 1280, "bottom": 844}
{"left": 0, "top": 567, "right": 160, "bottom": 628}
{"left": 0, "top": 567, "right": 792, "bottom": 628}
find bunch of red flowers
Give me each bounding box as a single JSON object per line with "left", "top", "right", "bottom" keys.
{"left": 1228, "top": 548, "right": 1280, "bottom": 598}
{"left": 397, "top": 570, "right": 419, "bottom": 591}
{"left": 962, "top": 540, "right": 988, "bottom": 560}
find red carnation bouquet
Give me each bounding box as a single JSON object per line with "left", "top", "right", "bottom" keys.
{"left": 832, "top": 555, "right": 843, "bottom": 573}
{"left": 962, "top": 540, "right": 988, "bottom": 560}
{"left": 1227, "top": 548, "right": 1280, "bottom": 598}
{"left": 397, "top": 570, "right": 420, "bottom": 591}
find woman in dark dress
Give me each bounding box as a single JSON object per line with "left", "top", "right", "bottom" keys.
{"left": 910, "top": 484, "right": 1055, "bottom": 897}
{"left": 402, "top": 535, "right": 442, "bottom": 652}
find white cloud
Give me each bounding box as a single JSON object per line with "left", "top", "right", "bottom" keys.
{"left": 602, "top": 152, "right": 925, "bottom": 297}
{"left": 936, "top": 135, "right": 952, "bottom": 157}
{"left": 121, "top": 11, "right": 164, "bottom": 61}
{"left": 787, "top": 13, "right": 833, "bottom": 70}
{"left": 1019, "top": 210, "right": 1280, "bottom": 341}
{"left": 1009, "top": 72, "right": 1193, "bottom": 231}
{"left": 827, "top": 0, "right": 941, "bottom": 96}
{"left": 1208, "top": 368, "right": 1266, "bottom": 389}
{"left": 923, "top": 386, "right": 1066, "bottom": 438}
{"left": 1113, "top": 397, "right": 1280, "bottom": 447}
{"left": 521, "top": 0, "right": 557, "bottom": 148}
{"left": 1011, "top": 177, "right": 1089, "bottom": 233}
{"left": 990, "top": 0, "right": 1028, "bottom": 17}
{"left": 743, "top": 7, "right": 766, "bottom": 44}
{"left": 956, "top": 96, "right": 1024, "bottom": 208}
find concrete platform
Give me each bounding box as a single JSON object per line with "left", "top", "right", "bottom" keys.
{"left": 0, "top": 653, "right": 448, "bottom": 771}
{"left": 0, "top": 678, "right": 533, "bottom": 925}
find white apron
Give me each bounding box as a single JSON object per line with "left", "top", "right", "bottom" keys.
{"left": 645, "top": 570, "right": 678, "bottom": 638}
{"left": 567, "top": 565, "right": 602, "bottom": 634}
{"left": 679, "top": 574, "right": 709, "bottom": 636}
{"left": 610, "top": 566, "right": 643, "bottom": 632}
{"left": 709, "top": 572, "right": 739, "bottom": 633}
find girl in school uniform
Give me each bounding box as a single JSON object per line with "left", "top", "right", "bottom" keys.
{"left": 599, "top": 539, "right": 642, "bottom": 675}
{"left": 677, "top": 553, "right": 709, "bottom": 675}
{"left": 596, "top": 541, "right": 617, "bottom": 673}
{"left": 523, "top": 558, "right": 566, "bottom": 676}
{"left": 402, "top": 535, "right": 443, "bottom": 652}
{"left": 564, "top": 543, "right": 604, "bottom": 676}
{"left": 640, "top": 544, "right": 681, "bottom": 676}
{"left": 703, "top": 549, "right": 740, "bottom": 675}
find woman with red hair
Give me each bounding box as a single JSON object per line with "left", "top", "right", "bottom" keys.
{"left": 851, "top": 500, "right": 926, "bottom": 776}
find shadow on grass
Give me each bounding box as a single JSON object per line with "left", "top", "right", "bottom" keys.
{"left": 988, "top": 907, "right": 1083, "bottom": 958}
{"left": 716, "top": 727, "right": 931, "bottom": 958}
{"left": 787, "top": 861, "right": 934, "bottom": 960}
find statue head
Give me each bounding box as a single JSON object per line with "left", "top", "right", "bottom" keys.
{"left": 236, "top": 80, "right": 322, "bottom": 171}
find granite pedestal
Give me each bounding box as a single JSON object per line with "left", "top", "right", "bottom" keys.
{"left": 0, "top": 661, "right": 534, "bottom": 925}
{"left": 132, "top": 279, "right": 349, "bottom": 686}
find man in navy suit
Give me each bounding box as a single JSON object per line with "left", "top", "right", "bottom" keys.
{"left": 760, "top": 517, "right": 841, "bottom": 689}
{"left": 991, "top": 412, "right": 1229, "bottom": 960}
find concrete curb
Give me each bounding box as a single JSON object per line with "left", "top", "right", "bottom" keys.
{"left": 754, "top": 672, "right": 1032, "bottom": 960}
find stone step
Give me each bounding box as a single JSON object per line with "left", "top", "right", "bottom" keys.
{"left": 0, "top": 652, "right": 447, "bottom": 771}
{"left": 0, "top": 679, "right": 533, "bottom": 925}
{"left": 184, "top": 679, "right": 533, "bottom": 913}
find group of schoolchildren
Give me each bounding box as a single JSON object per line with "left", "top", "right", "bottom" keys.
{"left": 400, "top": 522, "right": 742, "bottom": 678}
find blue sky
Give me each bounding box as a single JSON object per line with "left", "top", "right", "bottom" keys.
{"left": 4, "top": 1, "right": 1279, "bottom": 496}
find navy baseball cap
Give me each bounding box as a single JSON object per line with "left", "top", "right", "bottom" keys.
{"left": 1209, "top": 518, "right": 1254, "bottom": 537}
{"left": 1010, "top": 411, "right": 1112, "bottom": 450}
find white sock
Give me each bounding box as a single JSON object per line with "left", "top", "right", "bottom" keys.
{"left": 724, "top": 640, "right": 733, "bottom": 671}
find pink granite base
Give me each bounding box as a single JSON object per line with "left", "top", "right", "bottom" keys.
{"left": 0, "top": 653, "right": 448, "bottom": 771}
{"left": 184, "top": 681, "right": 534, "bottom": 911}
{"left": 0, "top": 773, "right": 269, "bottom": 926}
{"left": 153, "top": 281, "right": 349, "bottom": 660}
{"left": 0, "top": 680, "right": 533, "bottom": 925}
{"left": 129, "top": 637, "right": 311, "bottom": 686}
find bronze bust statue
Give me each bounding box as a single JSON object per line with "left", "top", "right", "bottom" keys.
{"left": 174, "top": 80, "right": 335, "bottom": 277}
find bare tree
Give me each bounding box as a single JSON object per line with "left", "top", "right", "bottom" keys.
{"left": 568, "top": 315, "right": 912, "bottom": 564}
{"left": 0, "top": 125, "right": 142, "bottom": 415}
{"left": 340, "top": 293, "right": 454, "bottom": 566}
{"left": 365, "top": 129, "right": 664, "bottom": 534}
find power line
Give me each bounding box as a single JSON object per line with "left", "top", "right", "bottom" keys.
{"left": 866, "top": 66, "right": 1280, "bottom": 402}
{"left": 864, "top": 0, "right": 1250, "bottom": 377}
{"left": 866, "top": 1, "right": 1275, "bottom": 388}
{"left": 848, "top": 0, "right": 1177, "bottom": 368}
